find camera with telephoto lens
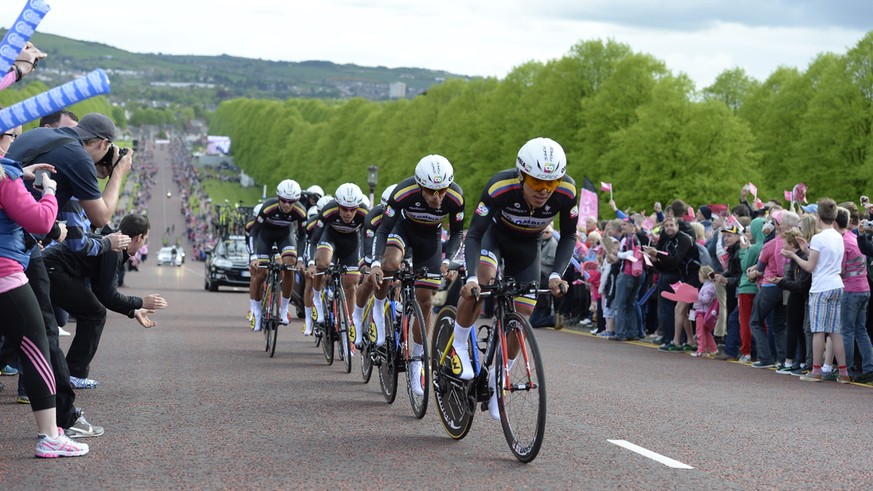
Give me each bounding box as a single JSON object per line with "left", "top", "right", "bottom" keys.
{"left": 863, "top": 219, "right": 873, "bottom": 232}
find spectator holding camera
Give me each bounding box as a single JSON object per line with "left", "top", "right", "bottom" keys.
{"left": 834, "top": 203, "right": 873, "bottom": 382}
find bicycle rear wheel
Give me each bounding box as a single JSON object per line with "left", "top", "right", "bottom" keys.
{"left": 431, "top": 305, "right": 474, "bottom": 440}
{"left": 378, "top": 302, "right": 398, "bottom": 403}
{"left": 268, "top": 275, "right": 280, "bottom": 358}
{"left": 496, "top": 313, "right": 546, "bottom": 463}
{"left": 335, "top": 287, "right": 353, "bottom": 374}
{"left": 404, "top": 301, "right": 430, "bottom": 419}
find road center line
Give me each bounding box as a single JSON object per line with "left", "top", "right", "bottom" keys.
{"left": 607, "top": 440, "right": 694, "bottom": 469}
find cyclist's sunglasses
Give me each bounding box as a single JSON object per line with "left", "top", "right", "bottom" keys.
{"left": 420, "top": 186, "right": 450, "bottom": 197}
{"left": 278, "top": 197, "right": 298, "bottom": 204}
{"left": 338, "top": 205, "right": 358, "bottom": 212}
{"left": 522, "top": 174, "right": 561, "bottom": 193}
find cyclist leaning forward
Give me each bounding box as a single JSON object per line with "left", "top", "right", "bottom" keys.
{"left": 452, "top": 137, "right": 575, "bottom": 419}
{"left": 369, "top": 155, "right": 465, "bottom": 395}
{"left": 248, "top": 179, "right": 307, "bottom": 330}
{"left": 351, "top": 183, "right": 397, "bottom": 343}
{"left": 306, "top": 183, "right": 369, "bottom": 336}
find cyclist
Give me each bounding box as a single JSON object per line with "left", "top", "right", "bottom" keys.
{"left": 351, "top": 183, "right": 397, "bottom": 346}
{"left": 307, "top": 184, "right": 369, "bottom": 335}
{"left": 301, "top": 194, "right": 332, "bottom": 335}
{"left": 370, "top": 156, "right": 465, "bottom": 395}
{"left": 302, "top": 184, "right": 324, "bottom": 211}
{"left": 248, "top": 180, "right": 307, "bottom": 330}
{"left": 452, "top": 137, "right": 574, "bottom": 419}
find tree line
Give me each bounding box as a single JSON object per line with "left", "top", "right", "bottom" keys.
{"left": 204, "top": 33, "right": 871, "bottom": 217}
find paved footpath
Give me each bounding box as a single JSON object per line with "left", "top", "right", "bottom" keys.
{"left": 3, "top": 142, "right": 873, "bottom": 489}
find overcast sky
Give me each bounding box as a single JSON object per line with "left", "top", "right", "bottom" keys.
{"left": 28, "top": 0, "right": 871, "bottom": 89}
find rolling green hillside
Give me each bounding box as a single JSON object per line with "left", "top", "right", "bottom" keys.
{"left": 3, "top": 30, "right": 468, "bottom": 107}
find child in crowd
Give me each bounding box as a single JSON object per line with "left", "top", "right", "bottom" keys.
{"left": 691, "top": 265, "right": 718, "bottom": 357}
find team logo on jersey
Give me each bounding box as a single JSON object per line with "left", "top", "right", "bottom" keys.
{"left": 570, "top": 205, "right": 579, "bottom": 218}
{"left": 514, "top": 202, "right": 521, "bottom": 208}
{"left": 455, "top": 211, "right": 464, "bottom": 221}
{"left": 545, "top": 205, "right": 551, "bottom": 212}
{"left": 385, "top": 206, "right": 396, "bottom": 217}
{"left": 366, "top": 230, "right": 374, "bottom": 238}
{"left": 475, "top": 202, "right": 489, "bottom": 216}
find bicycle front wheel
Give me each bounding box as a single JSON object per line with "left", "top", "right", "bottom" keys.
{"left": 431, "top": 305, "right": 474, "bottom": 440}
{"left": 335, "top": 287, "right": 353, "bottom": 374}
{"left": 359, "top": 298, "right": 374, "bottom": 383}
{"left": 378, "top": 302, "right": 398, "bottom": 403}
{"left": 269, "top": 276, "right": 280, "bottom": 358}
{"left": 321, "top": 294, "right": 334, "bottom": 365}
{"left": 404, "top": 301, "right": 430, "bottom": 419}
{"left": 496, "top": 312, "right": 546, "bottom": 463}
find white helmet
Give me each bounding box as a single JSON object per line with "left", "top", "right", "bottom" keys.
{"left": 361, "top": 195, "right": 371, "bottom": 210}
{"left": 516, "top": 137, "right": 567, "bottom": 181}
{"left": 380, "top": 183, "right": 398, "bottom": 207}
{"left": 253, "top": 203, "right": 263, "bottom": 217}
{"left": 414, "top": 155, "right": 453, "bottom": 190}
{"left": 306, "top": 185, "right": 324, "bottom": 198}
{"left": 335, "top": 183, "right": 365, "bottom": 208}
{"left": 316, "top": 195, "right": 333, "bottom": 211}
{"left": 307, "top": 205, "right": 318, "bottom": 220}
{"left": 276, "top": 179, "right": 302, "bottom": 201}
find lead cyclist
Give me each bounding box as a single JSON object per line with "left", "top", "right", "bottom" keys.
{"left": 452, "top": 137, "right": 575, "bottom": 419}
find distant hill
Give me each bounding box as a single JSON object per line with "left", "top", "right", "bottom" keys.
{"left": 3, "top": 30, "right": 470, "bottom": 107}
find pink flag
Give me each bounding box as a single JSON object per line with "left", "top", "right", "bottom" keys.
{"left": 754, "top": 197, "right": 763, "bottom": 209}
{"left": 578, "top": 187, "right": 599, "bottom": 227}
{"left": 726, "top": 215, "right": 740, "bottom": 228}
{"left": 600, "top": 182, "right": 612, "bottom": 192}
{"left": 792, "top": 183, "right": 808, "bottom": 203}
{"left": 784, "top": 190, "right": 792, "bottom": 202}
{"left": 747, "top": 182, "right": 758, "bottom": 197}
{"left": 642, "top": 218, "right": 655, "bottom": 230}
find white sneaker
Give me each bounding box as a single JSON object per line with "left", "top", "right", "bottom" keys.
{"left": 35, "top": 428, "right": 89, "bottom": 458}
{"left": 58, "top": 327, "right": 71, "bottom": 336}
{"left": 410, "top": 360, "right": 424, "bottom": 396}
{"left": 487, "top": 368, "right": 500, "bottom": 421}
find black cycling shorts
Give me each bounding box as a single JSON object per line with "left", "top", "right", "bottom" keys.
{"left": 254, "top": 226, "right": 297, "bottom": 263}
{"left": 385, "top": 220, "right": 442, "bottom": 289}
{"left": 316, "top": 227, "right": 361, "bottom": 270}
{"left": 478, "top": 226, "right": 541, "bottom": 286}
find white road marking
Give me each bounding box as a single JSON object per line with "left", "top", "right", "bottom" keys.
{"left": 607, "top": 440, "right": 694, "bottom": 469}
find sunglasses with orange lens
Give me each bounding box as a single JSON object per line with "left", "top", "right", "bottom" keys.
{"left": 523, "top": 174, "right": 561, "bottom": 193}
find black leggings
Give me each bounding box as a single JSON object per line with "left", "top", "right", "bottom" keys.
{"left": 0, "top": 283, "right": 56, "bottom": 411}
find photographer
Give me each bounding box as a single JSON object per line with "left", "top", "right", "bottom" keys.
{"left": 44, "top": 214, "right": 168, "bottom": 389}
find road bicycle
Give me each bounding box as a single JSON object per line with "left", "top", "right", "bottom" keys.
{"left": 374, "top": 263, "right": 442, "bottom": 419}
{"left": 315, "top": 263, "right": 354, "bottom": 373}
{"left": 431, "top": 276, "right": 550, "bottom": 462}
{"left": 257, "top": 247, "right": 294, "bottom": 358}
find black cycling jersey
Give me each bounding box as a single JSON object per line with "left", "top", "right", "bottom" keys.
{"left": 465, "top": 169, "right": 578, "bottom": 279}
{"left": 307, "top": 199, "right": 367, "bottom": 265}
{"left": 250, "top": 197, "right": 307, "bottom": 259}
{"left": 372, "top": 176, "right": 465, "bottom": 264}
{"left": 363, "top": 204, "right": 384, "bottom": 265}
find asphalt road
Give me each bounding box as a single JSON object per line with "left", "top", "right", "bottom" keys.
{"left": 3, "top": 142, "right": 873, "bottom": 490}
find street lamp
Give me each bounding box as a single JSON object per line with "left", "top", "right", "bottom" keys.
{"left": 367, "top": 165, "right": 379, "bottom": 206}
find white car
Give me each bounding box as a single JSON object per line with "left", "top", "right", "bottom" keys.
{"left": 156, "top": 246, "right": 184, "bottom": 266}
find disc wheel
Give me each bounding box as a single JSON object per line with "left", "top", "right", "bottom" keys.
{"left": 378, "top": 302, "right": 398, "bottom": 404}
{"left": 431, "top": 305, "right": 474, "bottom": 440}
{"left": 496, "top": 313, "right": 546, "bottom": 463}
{"left": 404, "top": 301, "right": 430, "bottom": 419}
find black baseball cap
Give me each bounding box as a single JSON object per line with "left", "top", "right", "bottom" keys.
{"left": 73, "top": 113, "right": 117, "bottom": 141}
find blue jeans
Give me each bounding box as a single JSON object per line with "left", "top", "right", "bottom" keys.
{"left": 615, "top": 273, "right": 642, "bottom": 340}
{"left": 841, "top": 291, "right": 873, "bottom": 374}
{"left": 723, "top": 306, "right": 741, "bottom": 357}
{"left": 750, "top": 285, "right": 786, "bottom": 364}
